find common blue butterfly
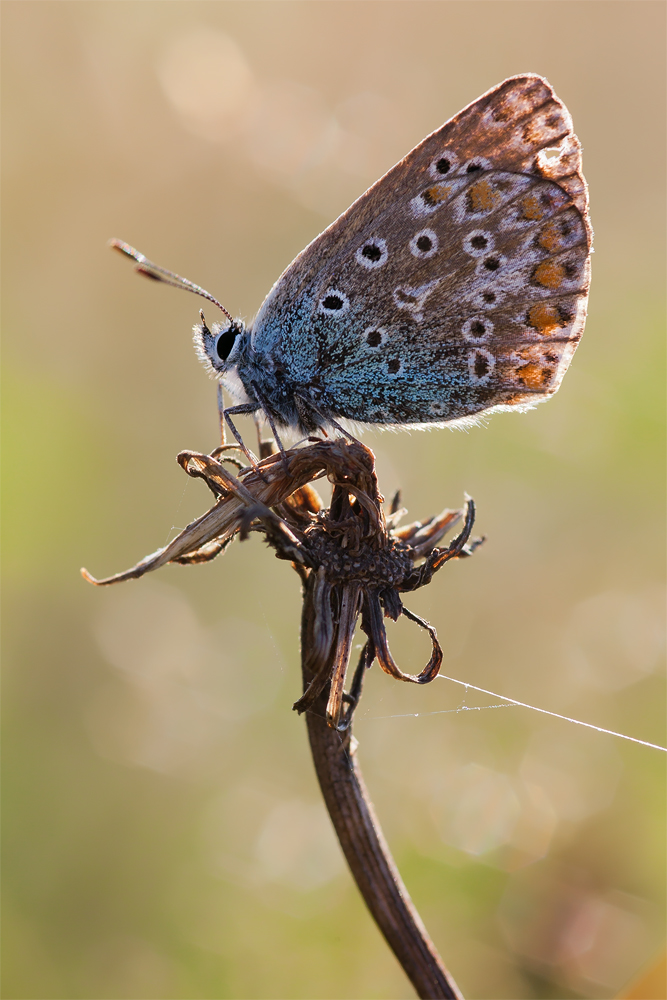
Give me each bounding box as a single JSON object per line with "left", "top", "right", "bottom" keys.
{"left": 116, "top": 74, "right": 591, "bottom": 448}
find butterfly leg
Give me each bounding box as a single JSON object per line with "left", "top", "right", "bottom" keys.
{"left": 249, "top": 383, "right": 290, "bottom": 472}
{"left": 223, "top": 403, "right": 262, "bottom": 467}
{"left": 307, "top": 405, "right": 359, "bottom": 446}
{"left": 217, "top": 384, "right": 226, "bottom": 447}
{"left": 211, "top": 387, "right": 252, "bottom": 467}
{"left": 328, "top": 417, "right": 358, "bottom": 444}
{"left": 261, "top": 408, "right": 288, "bottom": 467}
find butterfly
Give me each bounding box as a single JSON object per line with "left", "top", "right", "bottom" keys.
{"left": 114, "top": 74, "right": 591, "bottom": 451}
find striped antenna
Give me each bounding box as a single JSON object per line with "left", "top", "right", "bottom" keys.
{"left": 109, "top": 239, "right": 233, "bottom": 322}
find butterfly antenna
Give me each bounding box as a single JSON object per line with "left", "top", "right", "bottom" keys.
{"left": 109, "top": 239, "right": 233, "bottom": 322}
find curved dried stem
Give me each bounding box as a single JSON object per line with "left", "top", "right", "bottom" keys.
{"left": 301, "top": 575, "right": 462, "bottom": 1000}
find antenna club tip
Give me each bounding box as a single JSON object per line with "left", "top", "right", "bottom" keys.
{"left": 109, "top": 238, "right": 147, "bottom": 266}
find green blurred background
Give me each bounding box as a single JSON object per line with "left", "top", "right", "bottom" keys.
{"left": 2, "top": 3, "right": 665, "bottom": 998}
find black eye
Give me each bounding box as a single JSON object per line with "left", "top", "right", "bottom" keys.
{"left": 216, "top": 326, "right": 239, "bottom": 360}
{"left": 435, "top": 157, "right": 451, "bottom": 174}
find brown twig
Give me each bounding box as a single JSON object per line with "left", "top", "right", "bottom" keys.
{"left": 301, "top": 579, "right": 462, "bottom": 999}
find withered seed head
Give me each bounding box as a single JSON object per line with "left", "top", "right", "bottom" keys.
{"left": 82, "top": 437, "right": 482, "bottom": 728}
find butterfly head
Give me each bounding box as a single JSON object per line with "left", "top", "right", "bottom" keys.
{"left": 193, "top": 313, "right": 247, "bottom": 378}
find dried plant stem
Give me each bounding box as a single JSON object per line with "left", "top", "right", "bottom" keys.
{"left": 83, "top": 438, "right": 475, "bottom": 998}
{"left": 301, "top": 579, "right": 463, "bottom": 1000}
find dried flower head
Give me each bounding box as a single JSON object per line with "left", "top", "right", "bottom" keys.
{"left": 83, "top": 438, "right": 482, "bottom": 728}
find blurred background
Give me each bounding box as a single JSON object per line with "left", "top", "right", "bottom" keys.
{"left": 2, "top": 3, "right": 665, "bottom": 998}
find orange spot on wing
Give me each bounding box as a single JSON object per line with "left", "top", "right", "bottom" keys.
{"left": 521, "top": 194, "right": 543, "bottom": 221}
{"left": 528, "top": 302, "right": 562, "bottom": 335}
{"left": 534, "top": 260, "right": 565, "bottom": 289}
{"left": 538, "top": 221, "right": 562, "bottom": 252}
{"left": 424, "top": 184, "right": 451, "bottom": 204}
{"left": 517, "top": 363, "right": 549, "bottom": 390}
{"left": 468, "top": 180, "right": 499, "bottom": 213}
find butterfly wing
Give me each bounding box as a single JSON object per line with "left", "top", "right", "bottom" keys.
{"left": 251, "top": 74, "right": 592, "bottom": 427}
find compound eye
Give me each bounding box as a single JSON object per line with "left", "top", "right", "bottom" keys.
{"left": 215, "top": 326, "right": 239, "bottom": 361}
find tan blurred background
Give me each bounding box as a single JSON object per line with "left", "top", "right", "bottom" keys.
{"left": 2, "top": 2, "right": 665, "bottom": 998}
